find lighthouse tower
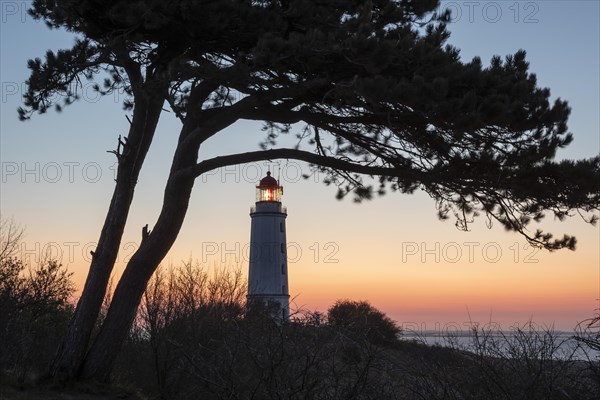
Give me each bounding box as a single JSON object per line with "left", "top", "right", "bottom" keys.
{"left": 248, "top": 171, "right": 289, "bottom": 321}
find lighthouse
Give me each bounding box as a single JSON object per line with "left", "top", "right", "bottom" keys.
{"left": 248, "top": 171, "right": 290, "bottom": 321}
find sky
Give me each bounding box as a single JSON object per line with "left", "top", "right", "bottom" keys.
{"left": 1, "top": 1, "right": 599, "bottom": 332}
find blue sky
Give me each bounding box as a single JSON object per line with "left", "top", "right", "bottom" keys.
{"left": 1, "top": 1, "right": 598, "bottom": 331}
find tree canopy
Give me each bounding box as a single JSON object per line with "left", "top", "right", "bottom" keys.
{"left": 23, "top": 0, "right": 599, "bottom": 250}
{"left": 328, "top": 299, "right": 401, "bottom": 345}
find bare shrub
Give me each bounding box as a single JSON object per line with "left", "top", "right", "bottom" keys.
{"left": 575, "top": 312, "right": 600, "bottom": 389}
{"left": 0, "top": 217, "right": 24, "bottom": 263}
{"left": 115, "top": 261, "right": 247, "bottom": 398}
{"left": 111, "top": 260, "right": 597, "bottom": 400}
{"left": 0, "top": 258, "right": 75, "bottom": 382}
{"left": 117, "top": 271, "right": 407, "bottom": 399}
{"left": 399, "top": 323, "right": 598, "bottom": 400}
{"left": 180, "top": 312, "right": 402, "bottom": 400}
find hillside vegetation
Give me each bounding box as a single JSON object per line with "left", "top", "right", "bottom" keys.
{"left": 1, "top": 256, "right": 598, "bottom": 399}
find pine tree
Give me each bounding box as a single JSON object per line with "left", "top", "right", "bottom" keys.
{"left": 21, "top": 0, "right": 599, "bottom": 381}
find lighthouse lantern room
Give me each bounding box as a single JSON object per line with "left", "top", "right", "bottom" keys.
{"left": 256, "top": 171, "right": 283, "bottom": 202}
{"left": 248, "top": 171, "right": 290, "bottom": 321}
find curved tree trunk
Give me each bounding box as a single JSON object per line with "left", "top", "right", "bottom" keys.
{"left": 50, "top": 94, "right": 164, "bottom": 380}
{"left": 79, "top": 103, "right": 250, "bottom": 381}
{"left": 81, "top": 173, "right": 196, "bottom": 381}
{"left": 80, "top": 131, "right": 198, "bottom": 381}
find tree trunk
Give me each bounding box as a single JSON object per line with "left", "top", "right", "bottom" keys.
{"left": 78, "top": 94, "right": 256, "bottom": 380}
{"left": 80, "top": 135, "right": 198, "bottom": 381}
{"left": 81, "top": 173, "right": 196, "bottom": 381}
{"left": 78, "top": 101, "right": 250, "bottom": 380}
{"left": 50, "top": 95, "right": 164, "bottom": 380}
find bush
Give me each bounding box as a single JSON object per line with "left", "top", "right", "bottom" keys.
{"left": 114, "top": 282, "right": 597, "bottom": 400}
{"left": 117, "top": 266, "right": 403, "bottom": 400}
{"left": 327, "top": 299, "right": 401, "bottom": 346}
{"left": 0, "top": 257, "right": 75, "bottom": 382}
{"left": 115, "top": 262, "right": 247, "bottom": 398}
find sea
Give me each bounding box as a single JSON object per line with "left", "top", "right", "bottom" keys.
{"left": 402, "top": 330, "right": 599, "bottom": 361}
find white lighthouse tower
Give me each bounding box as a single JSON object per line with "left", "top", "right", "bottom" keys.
{"left": 248, "top": 171, "right": 290, "bottom": 321}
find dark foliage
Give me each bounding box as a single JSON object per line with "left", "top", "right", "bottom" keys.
{"left": 111, "top": 266, "right": 597, "bottom": 400}
{"left": 327, "top": 299, "right": 401, "bottom": 346}
{"left": 0, "top": 256, "right": 597, "bottom": 399}
{"left": 0, "top": 257, "right": 75, "bottom": 382}
{"left": 21, "top": 0, "right": 599, "bottom": 251}
{"left": 575, "top": 311, "right": 600, "bottom": 387}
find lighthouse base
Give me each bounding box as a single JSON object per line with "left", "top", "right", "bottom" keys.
{"left": 247, "top": 295, "right": 290, "bottom": 322}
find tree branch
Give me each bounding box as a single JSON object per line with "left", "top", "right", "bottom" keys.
{"left": 185, "top": 148, "right": 422, "bottom": 182}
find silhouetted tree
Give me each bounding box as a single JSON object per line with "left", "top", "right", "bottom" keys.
{"left": 21, "top": 0, "right": 599, "bottom": 381}
{"left": 328, "top": 299, "right": 400, "bottom": 346}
